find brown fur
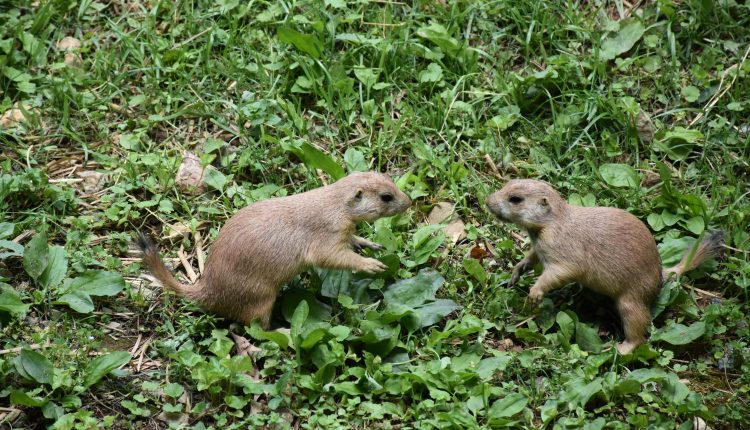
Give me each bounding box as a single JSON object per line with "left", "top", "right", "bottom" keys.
{"left": 486, "top": 179, "right": 723, "bottom": 354}
{"left": 138, "top": 172, "right": 411, "bottom": 327}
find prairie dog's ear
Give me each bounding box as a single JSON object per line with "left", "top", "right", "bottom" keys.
{"left": 540, "top": 197, "right": 549, "bottom": 206}
{"left": 354, "top": 188, "right": 364, "bottom": 200}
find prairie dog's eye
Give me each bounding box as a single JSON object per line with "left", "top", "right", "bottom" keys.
{"left": 508, "top": 195, "right": 524, "bottom": 204}
{"left": 380, "top": 193, "right": 394, "bottom": 203}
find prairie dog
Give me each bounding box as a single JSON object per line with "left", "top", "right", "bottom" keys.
{"left": 138, "top": 172, "right": 411, "bottom": 327}
{"left": 486, "top": 179, "right": 723, "bottom": 354}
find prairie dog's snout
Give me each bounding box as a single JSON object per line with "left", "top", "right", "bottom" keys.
{"left": 487, "top": 180, "right": 561, "bottom": 230}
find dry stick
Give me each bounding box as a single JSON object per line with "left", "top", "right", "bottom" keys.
{"left": 177, "top": 245, "right": 198, "bottom": 284}
{"left": 0, "top": 341, "right": 51, "bottom": 355}
{"left": 195, "top": 230, "right": 205, "bottom": 275}
{"left": 690, "top": 44, "right": 750, "bottom": 127}
{"left": 172, "top": 27, "right": 213, "bottom": 50}
{"left": 484, "top": 154, "right": 506, "bottom": 181}
{"left": 130, "top": 333, "right": 143, "bottom": 356}
{"left": 136, "top": 339, "right": 151, "bottom": 372}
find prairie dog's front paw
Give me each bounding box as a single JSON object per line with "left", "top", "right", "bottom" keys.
{"left": 528, "top": 288, "right": 544, "bottom": 306}
{"left": 360, "top": 258, "right": 387, "bottom": 274}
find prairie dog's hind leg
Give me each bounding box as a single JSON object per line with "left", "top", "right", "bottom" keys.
{"left": 615, "top": 295, "right": 651, "bottom": 354}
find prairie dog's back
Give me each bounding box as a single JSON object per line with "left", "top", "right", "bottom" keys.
{"left": 541, "top": 205, "right": 661, "bottom": 298}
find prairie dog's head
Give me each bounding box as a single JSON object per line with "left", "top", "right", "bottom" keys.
{"left": 486, "top": 179, "right": 566, "bottom": 230}
{"left": 340, "top": 172, "right": 412, "bottom": 222}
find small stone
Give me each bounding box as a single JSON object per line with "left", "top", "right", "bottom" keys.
{"left": 57, "top": 36, "right": 81, "bottom": 51}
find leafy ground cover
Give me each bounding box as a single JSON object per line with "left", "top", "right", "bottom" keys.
{"left": 1, "top": 0, "right": 749, "bottom": 428}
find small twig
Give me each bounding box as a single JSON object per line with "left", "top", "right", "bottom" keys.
{"left": 173, "top": 27, "right": 212, "bottom": 50}
{"left": 195, "top": 230, "right": 205, "bottom": 275}
{"left": 177, "top": 246, "right": 198, "bottom": 284}
{"left": 129, "top": 333, "right": 143, "bottom": 356}
{"left": 0, "top": 341, "right": 51, "bottom": 355}
{"left": 689, "top": 286, "right": 722, "bottom": 299}
{"left": 136, "top": 339, "right": 151, "bottom": 372}
{"left": 484, "top": 154, "right": 506, "bottom": 181}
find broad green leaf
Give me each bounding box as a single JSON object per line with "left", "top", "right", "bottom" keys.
{"left": 39, "top": 245, "right": 67, "bottom": 289}
{"left": 684, "top": 216, "right": 705, "bottom": 235}
{"left": 540, "top": 399, "right": 558, "bottom": 424}
{"left": 83, "top": 351, "right": 131, "bottom": 388}
{"left": 247, "top": 324, "right": 290, "bottom": 350}
{"left": 344, "top": 148, "right": 367, "bottom": 172}
{"left": 118, "top": 133, "right": 140, "bottom": 150}
{"left": 416, "top": 23, "right": 461, "bottom": 57}
{"left": 383, "top": 268, "right": 444, "bottom": 307}
{"left": 0, "top": 239, "right": 24, "bottom": 259}
{"left": 282, "top": 139, "right": 345, "bottom": 180}
{"left": 653, "top": 321, "right": 705, "bottom": 345}
{"left": 413, "top": 299, "right": 460, "bottom": 328}
{"left": 291, "top": 300, "right": 309, "bottom": 348}
{"left": 475, "top": 355, "right": 513, "bottom": 380}
{"left": 14, "top": 349, "right": 54, "bottom": 385}
{"left": 0, "top": 287, "right": 30, "bottom": 316}
{"left": 681, "top": 85, "right": 700, "bottom": 103}
{"left": 488, "top": 393, "right": 528, "bottom": 419}
{"left": 556, "top": 311, "right": 575, "bottom": 342}
{"left": 163, "top": 383, "right": 185, "bottom": 398}
{"left": 575, "top": 322, "right": 603, "bottom": 353}
{"left": 56, "top": 291, "right": 94, "bottom": 313}
{"left": 23, "top": 231, "right": 48, "bottom": 281}
{"left": 10, "top": 390, "right": 47, "bottom": 407}
{"left": 599, "top": 20, "right": 645, "bottom": 60}
{"left": 627, "top": 368, "right": 668, "bottom": 383}
{"left": 656, "top": 127, "right": 703, "bottom": 161}
{"left": 68, "top": 271, "right": 125, "bottom": 296}
{"left": 462, "top": 258, "right": 486, "bottom": 283}
{"left": 204, "top": 138, "right": 225, "bottom": 154}
{"left": 204, "top": 168, "right": 228, "bottom": 192}
{"left": 277, "top": 27, "right": 323, "bottom": 59}
{"left": 209, "top": 329, "right": 234, "bottom": 357}
{"left": 487, "top": 105, "right": 521, "bottom": 130}
{"left": 0, "top": 222, "right": 15, "bottom": 238}
{"left": 419, "top": 63, "right": 443, "bottom": 83}
{"left": 353, "top": 67, "right": 378, "bottom": 89}
{"left": 561, "top": 377, "right": 603, "bottom": 408}
{"left": 599, "top": 163, "right": 639, "bottom": 188}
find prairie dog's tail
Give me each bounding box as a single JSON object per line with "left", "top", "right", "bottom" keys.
{"left": 662, "top": 230, "right": 724, "bottom": 280}
{"left": 136, "top": 233, "right": 201, "bottom": 299}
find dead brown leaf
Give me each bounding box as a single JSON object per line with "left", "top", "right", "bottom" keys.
{"left": 427, "top": 202, "right": 466, "bottom": 244}
{"left": 175, "top": 151, "right": 208, "bottom": 195}
{"left": 231, "top": 332, "right": 262, "bottom": 357}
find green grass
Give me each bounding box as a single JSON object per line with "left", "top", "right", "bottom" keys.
{"left": 1, "top": 0, "right": 749, "bottom": 428}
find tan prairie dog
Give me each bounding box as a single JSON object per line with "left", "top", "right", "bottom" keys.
{"left": 138, "top": 172, "right": 411, "bottom": 328}
{"left": 486, "top": 179, "right": 723, "bottom": 354}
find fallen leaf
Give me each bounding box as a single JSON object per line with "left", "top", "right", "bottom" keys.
{"left": 0, "top": 104, "right": 36, "bottom": 128}
{"left": 230, "top": 332, "right": 262, "bottom": 357}
{"left": 469, "top": 245, "right": 490, "bottom": 262}
{"left": 427, "top": 202, "right": 466, "bottom": 244}
{"left": 175, "top": 151, "right": 208, "bottom": 195}
{"left": 77, "top": 171, "right": 108, "bottom": 194}
{"left": 636, "top": 108, "right": 654, "bottom": 143}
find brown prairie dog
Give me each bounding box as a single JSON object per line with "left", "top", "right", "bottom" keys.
{"left": 486, "top": 179, "right": 723, "bottom": 355}
{"left": 138, "top": 172, "right": 411, "bottom": 328}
